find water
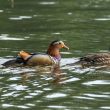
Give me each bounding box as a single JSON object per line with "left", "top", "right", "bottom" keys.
{"left": 0, "top": 0, "right": 110, "bottom": 110}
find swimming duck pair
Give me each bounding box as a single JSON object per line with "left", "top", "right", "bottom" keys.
{"left": 3, "top": 40, "right": 110, "bottom": 67}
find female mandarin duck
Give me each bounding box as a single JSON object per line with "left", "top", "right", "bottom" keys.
{"left": 3, "top": 40, "right": 69, "bottom": 67}
{"left": 76, "top": 53, "right": 110, "bottom": 68}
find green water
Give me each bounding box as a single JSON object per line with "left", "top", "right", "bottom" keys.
{"left": 0, "top": 0, "right": 110, "bottom": 110}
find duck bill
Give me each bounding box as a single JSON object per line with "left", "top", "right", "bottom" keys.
{"left": 63, "top": 44, "right": 69, "bottom": 50}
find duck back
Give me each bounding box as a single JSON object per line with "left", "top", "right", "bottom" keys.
{"left": 79, "top": 53, "right": 110, "bottom": 67}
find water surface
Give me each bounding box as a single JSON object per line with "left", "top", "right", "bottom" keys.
{"left": 0, "top": 0, "right": 110, "bottom": 110}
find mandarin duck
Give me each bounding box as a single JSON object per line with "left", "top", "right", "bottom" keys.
{"left": 76, "top": 53, "right": 110, "bottom": 68}
{"left": 3, "top": 40, "right": 69, "bottom": 67}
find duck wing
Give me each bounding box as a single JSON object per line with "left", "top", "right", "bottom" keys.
{"left": 79, "top": 53, "right": 110, "bottom": 67}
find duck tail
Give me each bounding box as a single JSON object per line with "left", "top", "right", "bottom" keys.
{"left": 18, "top": 51, "right": 31, "bottom": 60}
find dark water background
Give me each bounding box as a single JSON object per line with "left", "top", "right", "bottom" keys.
{"left": 0, "top": 0, "right": 110, "bottom": 110}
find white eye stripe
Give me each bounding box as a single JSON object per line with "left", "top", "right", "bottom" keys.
{"left": 53, "top": 41, "right": 64, "bottom": 45}
{"left": 53, "top": 41, "right": 60, "bottom": 45}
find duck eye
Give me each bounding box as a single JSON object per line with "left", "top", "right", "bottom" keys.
{"left": 58, "top": 42, "right": 61, "bottom": 44}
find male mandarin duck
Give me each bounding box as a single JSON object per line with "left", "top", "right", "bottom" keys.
{"left": 3, "top": 40, "right": 69, "bottom": 67}
{"left": 76, "top": 53, "right": 110, "bottom": 68}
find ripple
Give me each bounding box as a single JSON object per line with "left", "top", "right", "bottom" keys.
{"left": 1, "top": 66, "right": 36, "bottom": 74}
{"left": 83, "top": 80, "right": 110, "bottom": 86}
{"left": 9, "top": 84, "right": 27, "bottom": 90}
{"left": 2, "top": 104, "right": 14, "bottom": 108}
{"left": 84, "top": 93, "right": 110, "bottom": 98}
{"left": 38, "top": 2, "right": 56, "bottom": 5}
{"left": 43, "top": 87, "right": 52, "bottom": 91}
{"left": 71, "top": 68, "right": 95, "bottom": 74}
{"left": 100, "top": 106, "right": 110, "bottom": 109}
{"left": 16, "top": 105, "right": 30, "bottom": 109}
{"left": 29, "top": 93, "right": 39, "bottom": 96}
{"left": 24, "top": 90, "right": 43, "bottom": 99}
{"left": 60, "top": 77, "right": 80, "bottom": 84}
{"left": 61, "top": 52, "right": 72, "bottom": 55}
{"left": 67, "top": 12, "right": 72, "bottom": 15}
{"left": 26, "top": 103, "right": 35, "bottom": 107}
{"left": 73, "top": 96, "right": 94, "bottom": 100}
{"left": 2, "top": 91, "right": 15, "bottom": 97}
{"left": 61, "top": 58, "right": 79, "bottom": 66}
{"left": 24, "top": 96, "right": 33, "bottom": 99}
{"left": 46, "top": 93, "right": 67, "bottom": 99}
{"left": 8, "top": 77, "right": 21, "bottom": 81}
{"left": 0, "top": 10, "right": 4, "bottom": 12}
{"left": 48, "top": 105, "right": 67, "bottom": 109}
{"left": 95, "top": 18, "right": 110, "bottom": 21}
{"left": 9, "top": 16, "right": 32, "bottom": 20}
{"left": 0, "top": 34, "right": 25, "bottom": 40}
{"left": 101, "top": 92, "right": 110, "bottom": 95}
{"left": 52, "top": 32, "right": 61, "bottom": 35}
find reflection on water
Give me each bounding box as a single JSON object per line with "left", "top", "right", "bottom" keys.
{"left": 9, "top": 16, "right": 32, "bottom": 20}
{"left": 83, "top": 80, "right": 110, "bottom": 86}
{"left": 0, "top": 34, "right": 25, "bottom": 40}
{"left": 0, "top": 10, "right": 4, "bottom": 12}
{"left": 38, "top": 2, "right": 56, "bottom": 5}
{"left": 1, "top": 57, "right": 110, "bottom": 109}
{"left": 0, "top": 0, "right": 110, "bottom": 110}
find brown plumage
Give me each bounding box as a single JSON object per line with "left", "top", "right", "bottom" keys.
{"left": 77, "top": 53, "right": 110, "bottom": 67}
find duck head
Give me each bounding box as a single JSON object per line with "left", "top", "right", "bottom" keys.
{"left": 47, "top": 40, "right": 69, "bottom": 60}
